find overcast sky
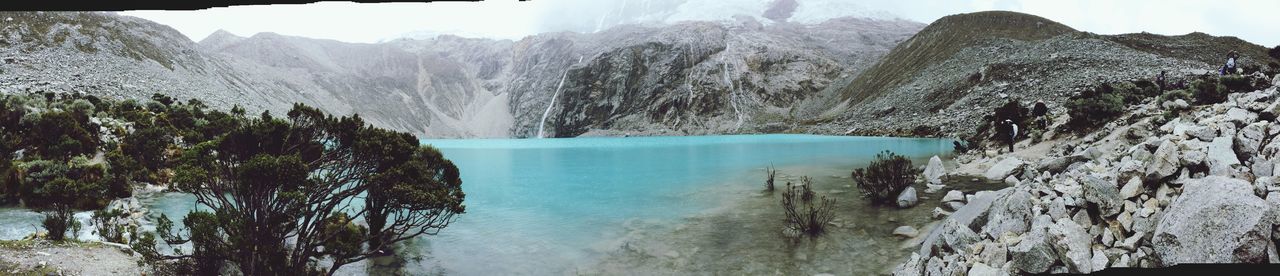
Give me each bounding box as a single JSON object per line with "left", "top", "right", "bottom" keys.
{"left": 121, "top": 0, "right": 1279, "bottom": 47}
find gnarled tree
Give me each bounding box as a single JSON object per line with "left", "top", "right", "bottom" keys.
{"left": 133, "top": 103, "right": 465, "bottom": 275}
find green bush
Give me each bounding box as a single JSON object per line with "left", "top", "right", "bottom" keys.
{"left": 1191, "top": 78, "right": 1229, "bottom": 104}
{"left": 851, "top": 151, "right": 917, "bottom": 205}
{"left": 1159, "top": 89, "right": 1193, "bottom": 103}
{"left": 1065, "top": 90, "right": 1125, "bottom": 133}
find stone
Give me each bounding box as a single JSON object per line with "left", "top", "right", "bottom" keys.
{"left": 1153, "top": 176, "right": 1275, "bottom": 266}
{"left": 978, "top": 241, "right": 1008, "bottom": 268}
{"left": 1116, "top": 232, "right": 1142, "bottom": 251}
{"left": 925, "top": 183, "right": 946, "bottom": 193}
{"left": 894, "top": 226, "right": 920, "bottom": 238}
{"left": 1226, "top": 107, "right": 1257, "bottom": 126}
{"left": 1091, "top": 248, "right": 1109, "bottom": 270}
{"left": 923, "top": 155, "right": 945, "bottom": 184}
{"left": 1037, "top": 155, "right": 1087, "bottom": 174}
{"left": 1049, "top": 218, "right": 1094, "bottom": 273}
{"left": 1083, "top": 175, "right": 1124, "bottom": 217}
{"left": 1253, "top": 159, "right": 1274, "bottom": 177}
{"left": 924, "top": 257, "right": 943, "bottom": 276}
{"left": 945, "top": 201, "right": 966, "bottom": 211}
{"left": 1119, "top": 176, "right": 1142, "bottom": 199}
{"left": 1008, "top": 215, "right": 1057, "bottom": 274}
{"left": 893, "top": 252, "right": 924, "bottom": 276}
{"left": 985, "top": 157, "right": 1025, "bottom": 181}
{"left": 898, "top": 187, "right": 920, "bottom": 208}
{"left": 1047, "top": 197, "right": 1068, "bottom": 220}
{"left": 967, "top": 263, "right": 1006, "bottom": 276}
{"left": 942, "top": 190, "right": 965, "bottom": 203}
{"left": 1207, "top": 137, "right": 1241, "bottom": 176}
{"left": 1003, "top": 175, "right": 1019, "bottom": 186}
{"left": 919, "top": 188, "right": 1010, "bottom": 256}
{"left": 982, "top": 188, "right": 1035, "bottom": 239}
{"left": 938, "top": 219, "right": 981, "bottom": 255}
{"left": 1146, "top": 140, "right": 1180, "bottom": 181}
{"left": 1117, "top": 210, "right": 1134, "bottom": 233}
{"left": 1236, "top": 122, "right": 1270, "bottom": 157}
{"left": 1101, "top": 227, "right": 1116, "bottom": 246}
{"left": 932, "top": 207, "right": 952, "bottom": 219}
{"left": 1115, "top": 254, "right": 1132, "bottom": 268}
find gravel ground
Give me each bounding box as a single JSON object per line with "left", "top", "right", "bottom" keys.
{"left": 0, "top": 241, "right": 145, "bottom": 275}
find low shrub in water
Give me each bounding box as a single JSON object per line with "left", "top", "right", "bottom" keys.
{"left": 851, "top": 151, "right": 917, "bottom": 206}
{"left": 780, "top": 180, "right": 834, "bottom": 238}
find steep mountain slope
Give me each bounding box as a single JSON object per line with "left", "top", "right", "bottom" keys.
{"left": 0, "top": 11, "right": 923, "bottom": 138}
{"left": 813, "top": 11, "right": 1274, "bottom": 139}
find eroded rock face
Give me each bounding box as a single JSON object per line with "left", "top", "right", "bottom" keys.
{"left": 1152, "top": 176, "right": 1275, "bottom": 266}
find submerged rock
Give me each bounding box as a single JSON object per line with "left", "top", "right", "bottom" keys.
{"left": 895, "top": 226, "right": 921, "bottom": 238}
{"left": 1152, "top": 176, "right": 1274, "bottom": 265}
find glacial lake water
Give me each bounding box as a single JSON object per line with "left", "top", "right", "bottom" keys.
{"left": 409, "top": 134, "right": 954, "bottom": 275}
{"left": 0, "top": 134, "right": 955, "bottom": 274}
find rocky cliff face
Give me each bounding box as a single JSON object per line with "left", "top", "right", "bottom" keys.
{"left": 0, "top": 11, "right": 923, "bottom": 138}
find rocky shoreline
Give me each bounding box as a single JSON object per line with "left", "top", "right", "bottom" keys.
{"left": 892, "top": 73, "right": 1280, "bottom": 275}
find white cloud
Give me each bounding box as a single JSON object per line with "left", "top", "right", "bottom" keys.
{"left": 120, "top": 0, "right": 1279, "bottom": 46}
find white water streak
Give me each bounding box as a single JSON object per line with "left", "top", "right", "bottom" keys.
{"left": 722, "top": 63, "right": 743, "bottom": 131}
{"left": 537, "top": 57, "right": 584, "bottom": 138}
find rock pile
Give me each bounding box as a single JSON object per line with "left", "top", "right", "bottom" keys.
{"left": 894, "top": 74, "right": 1280, "bottom": 275}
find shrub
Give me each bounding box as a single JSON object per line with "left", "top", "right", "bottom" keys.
{"left": 851, "top": 151, "right": 917, "bottom": 205}
{"left": 798, "top": 176, "right": 814, "bottom": 202}
{"left": 1191, "top": 78, "right": 1228, "bottom": 104}
{"left": 1065, "top": 89, "right": 1125, "bottom": 133}
{"left": 780, "top": 180, "right": 834, "bottom": 238}
{"left": 92, "top": 209, "right": 134, "bottom": 243}
{"left": 1159, "top": 89, "right": 1193, "bottom": 104}
{"left": 764, "top": 165, "right": 777, "bottom": 192}
{"left": 42, "top": 207, "right": 76, "bottom": 241}
{"left": 1269, "top": 45, "right": 1280, "bottom": 60}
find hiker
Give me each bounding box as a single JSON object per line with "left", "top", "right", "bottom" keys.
{"left": 1156, "top": 70, "right": 1167, "bottom": 92}
{"left": 1031, "top": 100, "right": 1048, "bottom": 129}
{"left": 1003, "top": 119, "right": 1018, "bottom": 153}
{"left": 1222, "top": 51, "right": 1239, "bottom": 75}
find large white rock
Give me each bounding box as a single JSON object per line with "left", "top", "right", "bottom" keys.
{"left": 1235, "top": 122, "right": 1271, "bottom": 157}
{"left": 923, "top": 155, "right": 945, "bottom": 185}
{"left": 1145, "top": 140, "right": 1180, "bottom": 181}
{"left": 1207, "top": 137, "right": 1241, "bottom": 176}
{"left": 897, "top": 187, "right": 920, "bottom": 208}
{"left": 942, "top": 190, "right": 966, "bottom": 203}
{"left": 1152, "top": 176, "right": 1275, "bottom": 266}
{"left": 1049, "top": 218, "right": 1094, "bottom": 273}
{"left": 984, "top": 157, "right": 1025, "bottom": 181}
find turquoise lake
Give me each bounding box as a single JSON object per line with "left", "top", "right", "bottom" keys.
{"left": 409, "top": 134, "right": 953, "bottom": 275}
{"left": 1, "top": 134, "right": 954, "bottom": 274}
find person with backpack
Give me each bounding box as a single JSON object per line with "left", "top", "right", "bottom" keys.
{"left": 1156, "top": 70, "right": 1167, "bottom": 92}
{"left": 1222, "top": 51, "right": 1239, "bottom": 75}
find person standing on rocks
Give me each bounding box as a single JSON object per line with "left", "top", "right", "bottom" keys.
{"left": 1156, "top": 70, "right": 1167, "bottom": 92}
{"left": 1221, "top": 50, "right": 1239, "bottom": 75}
{"left": 1002, "top": 119, "right": 1018, "bottom": 153}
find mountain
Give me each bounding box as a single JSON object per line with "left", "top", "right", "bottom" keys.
{"left": 815, "top": 11, "right": 1275, "bottom": 138}
{"left": 0, "top": 11, "right": 924, "bottom": 138}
